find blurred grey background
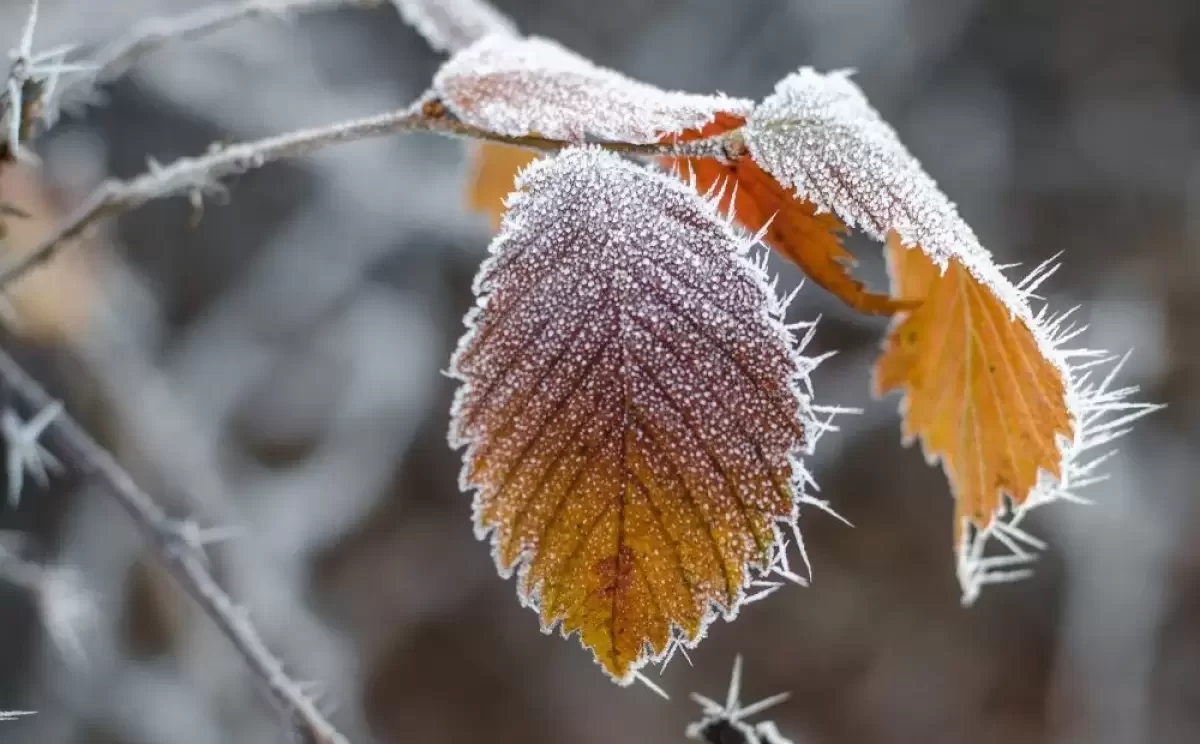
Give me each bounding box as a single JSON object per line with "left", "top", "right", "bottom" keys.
{"left": 0, "top": 0, "right": 1197, "bottom": 742}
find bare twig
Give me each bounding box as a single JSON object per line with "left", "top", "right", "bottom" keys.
{"left": 4, "top": 0, "right": 386, "bottom": 158}
{"left": 82, "top": 0, "right": 387, "bottom": 88}
{"left": 0, "top": 347, "right": 350, "bottom": 744}
{"left": 0, "top": 99, "right": 740, "bottom": 290}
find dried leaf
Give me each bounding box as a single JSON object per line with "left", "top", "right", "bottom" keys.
{"left": 875, "top": 235, "right": 1072, "bottom": 540}
{"left": 875, "top": 237, "right": 1161, "bottom": 601}
{"left": 746, "top": 68, "right": 1157, "bottom": 601}
{"left": 434, "top": 34, "right": 753, "bottom": 144}
{"left": 391, "top": 0, "right": 519, "bottom": 54}
{"left": 450, "top": 147, "right": 819, "bottom": 682}
{"left": 666, "top": 114, "right": 909, "bottom": 315}
{"left": 464, "top": 142, "right": 539, "bottom": 229}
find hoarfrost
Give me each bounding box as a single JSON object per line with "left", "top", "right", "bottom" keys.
{"left": 434, "top": 34, "right": 753, "bottom": 144}
{"left": 448, "top": 147, "right": 836, "bottom": 682}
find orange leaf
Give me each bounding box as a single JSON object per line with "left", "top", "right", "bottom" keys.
{"left": 873, "top": 234, "right": 1073, "bottom": 547}
{"left": 664, "top": 114, "right": 910, "bottom": 316}
{"left": 451, "top": 148, "right": 817, "bottom": 683}
{"left": 464, "top": 142, "right": 538, "bottom": 230}
{"left": 741, "top": 66, "right": 1157, "bottom": 599}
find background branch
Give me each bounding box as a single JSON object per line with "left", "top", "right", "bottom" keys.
{"left": 0, "top": 347, "right": 350, "bottom": 744}
{"left": 79, "top": 0, "right": 388, "bottom": 89}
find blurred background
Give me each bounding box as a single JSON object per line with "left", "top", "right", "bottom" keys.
{"left": 0, "top": 0, "right": 1196, "bottom": 742}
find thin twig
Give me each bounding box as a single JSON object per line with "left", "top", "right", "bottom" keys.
{"left": 0, "top": 347, "right": 349, "bottom": 744}
{"left": 82, "top": 0, "right": 387, "bottom": 88}
{"left": 0, "top": 100, "right": 739, "bottom": 290}
{"left": 390, "top": 0, "right": 519, "bottom": 53}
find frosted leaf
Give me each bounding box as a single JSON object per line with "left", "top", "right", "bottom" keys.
{"left": 433, "top": 34, "right": 753, "bottom": 144}
{"left": 746, "top": 68, "right": 1160, "bottom": 602}
{"left": 391, "top": 0, "right": 519, "bottom": 53}
{"left": 449, "top": 147, "right": 825, "bottom": 683}
{"left": 745, "top": 67, "right": 999, "bottom": 274}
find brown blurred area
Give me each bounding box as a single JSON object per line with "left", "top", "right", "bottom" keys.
{"left": 0, "top": 0, "right": 1198, "bottom": 742}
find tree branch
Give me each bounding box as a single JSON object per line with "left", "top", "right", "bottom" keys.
{"left": 0, "top": 99, "right": 740, "bottom": 290}
{"left": 390, "top": 0, "right": 519, "bottom": 53}
{"left": 0, "top": 346, "right": 350, "bottom": 744}
{"left": 81, "top": 0, "right": 388, "bottom": 89}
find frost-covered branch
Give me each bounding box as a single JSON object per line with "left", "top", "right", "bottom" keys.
{"left": 0, "top": 99, "right": 739, "bottom": 290}
{"left": 390, "top": 0, "right": 519, "bottom": 53}
{"left": 80, "top": 0, "right": 388, "bottom": 89}
{"left": 0, "top": 347, "right": 350, "bottom": 744}
{"left": 2, "top": 0, "right": 387, "bottom": 162}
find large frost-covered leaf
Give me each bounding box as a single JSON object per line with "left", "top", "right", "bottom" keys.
{"left": 449, "top": 147, "right": 821, "bottom": 682}
{"left": 433, "top": 34, "right": 753, "bottom": 144}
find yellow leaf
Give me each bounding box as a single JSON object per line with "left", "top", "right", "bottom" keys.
{"left": 451, "top": 148, "right": 817, "bottom": 682}
{"left": 464, "top": 142, "right": 538, "bottom": 230}
{"left": 873, "top": 234, "right": 1073, "bottom": 547}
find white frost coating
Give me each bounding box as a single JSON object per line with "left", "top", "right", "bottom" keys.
{"left": 391, "top": 0, "right": 519, "bottom": 53}
{"left": 746, "top": 67, "right": 996, "bottom": 273}
{"left": 434, "top": 34, "right": 754, "bottom": 143}
{"left": 448, "top": 147, "right": 839, "bottom": 683}
{"left": 746, "top": 67, "right": 1158, "bottom": 602}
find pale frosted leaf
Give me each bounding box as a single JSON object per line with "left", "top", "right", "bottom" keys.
{"left": 745, "top": 67, "right": 993, "bottom": 274}
{"left": 449, "top": 147, "right": 820, "bottom": 683}
{"left": 664, "top": 113, "right": 912, "bottom": 315}
{"left": 391, "top": 0, "right": 518, "bottom": 53}
{"left": 744, "top": 68, "right": 1157, "bottom": 601}
{"left": 434, "top": 34, "right": 753, "bottom": 144}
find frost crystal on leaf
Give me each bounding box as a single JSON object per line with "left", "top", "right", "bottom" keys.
{"left": 391, "top": 0, "right": 519, "bottom": 54}
{"left": 745, "top": 68, "right": 1158, "bottom": 602}
{"left": 449, "top": 147, "right": 830, "bottom": 683}
{"left": 434, "top": 34, "right": 753, "bottom": 144}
